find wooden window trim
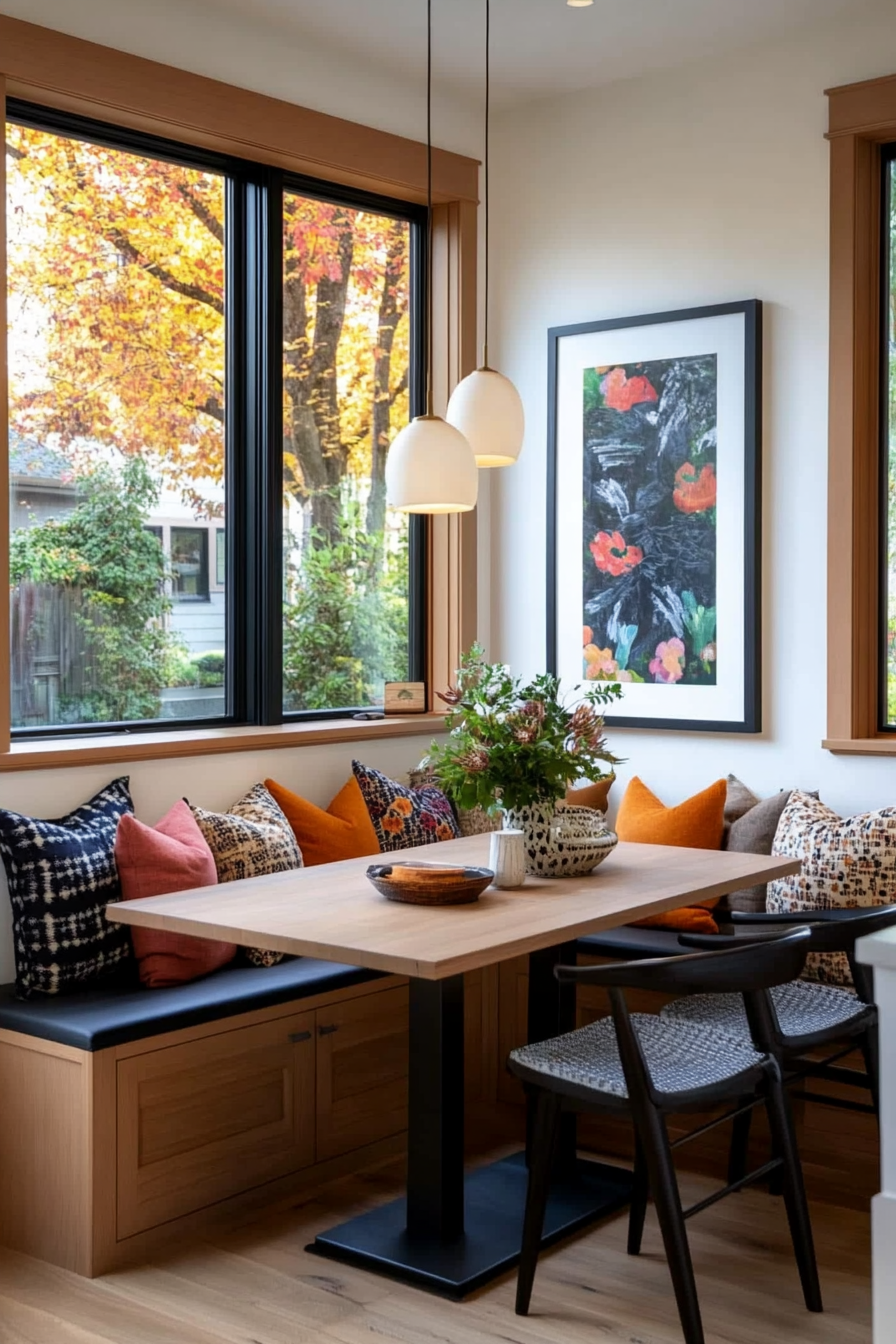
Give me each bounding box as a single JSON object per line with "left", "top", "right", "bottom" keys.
{"left": 825, "top": 73, "right": 896, "bottom": 753}
{"left": 0, "top": 16, "right": 479, "bottom": 769}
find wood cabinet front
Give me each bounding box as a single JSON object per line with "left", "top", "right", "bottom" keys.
{"left": 117, "top": 1011, "right": 316, "bottom": 1238}
{"left": 315, "top": 985, "right": 409, "bottom": 1162}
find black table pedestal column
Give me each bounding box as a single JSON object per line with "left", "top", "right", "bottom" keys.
{"left": 311, "top": 949, "right": 632, "bottom": 1297}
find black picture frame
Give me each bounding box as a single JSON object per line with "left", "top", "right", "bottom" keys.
{"left": 546, "top": 300, "right": 762, "bottom": 733}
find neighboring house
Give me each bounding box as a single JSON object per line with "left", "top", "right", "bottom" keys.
{"left": 8, "top": 432, "right": 226, "bottom": 657}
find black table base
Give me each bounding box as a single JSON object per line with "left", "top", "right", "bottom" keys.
{"left": 310, "top": 1150, "right": 632, "bottom": 1298}
{"left": 311, "top": 943, "right": 629, "bottom": 1297}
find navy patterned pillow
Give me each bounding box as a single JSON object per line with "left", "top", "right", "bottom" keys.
{"left": 351, "top": 760, "right": 460, "bottom": 852}
{"left": 0, "top": 777, "right": 135, "bottom": 998}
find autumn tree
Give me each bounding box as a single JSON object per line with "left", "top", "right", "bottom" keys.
{"left": 6, "top": 123, "right": 410, "bottom": 543}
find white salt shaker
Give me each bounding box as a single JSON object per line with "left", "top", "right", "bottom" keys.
{"left": 489, "top": 828, "right": 526, "bottom": 889}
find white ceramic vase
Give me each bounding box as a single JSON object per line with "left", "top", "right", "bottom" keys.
{"left": 488, "top": 827, "right": 526, "bottom": 888}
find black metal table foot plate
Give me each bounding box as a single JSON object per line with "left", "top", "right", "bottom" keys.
{"left": 309, "top": 1151, "right": 633, "bottom": 1298}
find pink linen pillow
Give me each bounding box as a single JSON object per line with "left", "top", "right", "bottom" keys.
{"left": 115, "top": 799, "right": 237, "bottom": 988}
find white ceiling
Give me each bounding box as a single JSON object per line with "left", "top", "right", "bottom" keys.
{"left": 200, "top": 0, "right": 868, "bottom": 109}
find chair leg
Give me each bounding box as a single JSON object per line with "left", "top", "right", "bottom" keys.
{"left": 515, "top": 1089, "right": 562, "bottom": 1316}
{"left": 727, "top": 1100, "right": 753, "bottom": 1186}
{"left": 635, "top": 1105, "right": 705, "bottom": 1344}
{"left": 763, "top": 1073, "right": 823, "bottom": 1314}
{"left": 628, "top": 1129, "right": 649, "bottom": 1256}
{"left": 859, "top": 1025, "right": 880, "bottom": 1116}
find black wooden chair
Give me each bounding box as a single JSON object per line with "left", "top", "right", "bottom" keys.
{"left": 508, "top": 928, "right": 822, "bottom": 1344}
{"left": 662, "top": 904, "right": 896, "bottom": 1182}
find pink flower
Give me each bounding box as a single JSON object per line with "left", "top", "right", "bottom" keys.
{"left": 649, "top": 637, "right": 686, "bottom": 684}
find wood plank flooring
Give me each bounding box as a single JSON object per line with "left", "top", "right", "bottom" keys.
{"left": 0, "top": 1153, "right": 871, "bottom": 1344}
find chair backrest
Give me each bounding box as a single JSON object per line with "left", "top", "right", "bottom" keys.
{"left": 555, "top": 929, "right": 811, "bottom": 1107}
{"left": 556, "top": 926, "right": 811, "bottom": 996}
{"left": 731, "top": 905, "right": 896, "bottom": 1002}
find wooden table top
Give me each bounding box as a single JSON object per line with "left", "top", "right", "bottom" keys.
{"left": 107, "top": 836, "right": 800, "bottom": 981}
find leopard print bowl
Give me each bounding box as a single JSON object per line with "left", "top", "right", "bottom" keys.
{"left": 504, "top": 802, "right": 618, "bottom": 878}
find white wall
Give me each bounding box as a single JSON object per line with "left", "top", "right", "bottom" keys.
{"left": 487, "top": 4, "right": 896, "bottom": 822}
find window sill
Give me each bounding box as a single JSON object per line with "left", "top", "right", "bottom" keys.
{"left": 0, "top": 715, "right": 445, "bottom": 773}
{"left": 823, "top": 737, "right": 896, "bottom": 755}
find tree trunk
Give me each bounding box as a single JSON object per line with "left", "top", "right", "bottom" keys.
{"left": 282, "top": 210, "right": 355, "bottom": 546}
{"left": 366, "top": 219, "right": 408, "bottom": 536}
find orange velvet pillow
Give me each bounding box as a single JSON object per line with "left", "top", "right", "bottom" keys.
{"left": 633, "top": 907, "right": 720, "bottom": 934}
{"left": 565, "top": 773, "right": 615, "bottom": 814}
{"left": 115, "top": 800, "right": 237, "bottom": 988}
{"left": 264, "top": 776, "right": 381, "bottom": 866}
{"left": 616, "top": 776, "right": 726, "bottom": 930}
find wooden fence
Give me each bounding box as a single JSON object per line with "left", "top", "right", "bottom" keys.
{"left": 10, "top": 581, "right": 94, "bottom": 728}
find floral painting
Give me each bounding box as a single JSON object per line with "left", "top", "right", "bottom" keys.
{"left": 581, "top": 354, "right": 718, "bottom": 687}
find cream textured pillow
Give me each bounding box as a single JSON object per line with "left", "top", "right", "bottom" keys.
{"left": 768, "top": 789, "right": 896, "bottom": 984}
{"left": 188, "top": 783, "right": 303, "bottom": 967}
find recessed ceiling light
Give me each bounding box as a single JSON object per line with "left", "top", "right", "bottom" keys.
{"left": 567, "top": 0, "right": 594, "bottom": 6}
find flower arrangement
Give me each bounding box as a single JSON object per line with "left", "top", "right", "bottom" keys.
{"left": 427, "top": 645, "right": 623, "bottom": 815}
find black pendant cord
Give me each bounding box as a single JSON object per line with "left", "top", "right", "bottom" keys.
{"left": 425, "top": 0, "right": 434, "bottom": 417}
{"left": 483, "top": 0, "right": 490, "bottom": 369}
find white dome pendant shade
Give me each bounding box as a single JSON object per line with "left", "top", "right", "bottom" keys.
{"left": 445, "top": 0, "right": 525, "bottom": 471}
{"left": 386, "top": 414, "right": 478, "bottom": 513}
{"left": 385, "top": 0, "right": 478, "bottom": 517}
{"left": 446, "top": 365, "right": 525, "bottom": 467}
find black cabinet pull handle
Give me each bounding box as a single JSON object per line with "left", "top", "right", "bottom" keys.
{"left": 318, "top": 1023, "right": 339, "bottom": 1036}
{"left": 288, "top": 1030, "right": 312, "bottom": 1043}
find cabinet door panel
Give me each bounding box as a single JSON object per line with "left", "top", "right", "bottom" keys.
{"left": 117, "top": 1011, "right": 315, "bottom": 1238}
{"left": 316, "top": 985, "right": 408, "bottom": 1162}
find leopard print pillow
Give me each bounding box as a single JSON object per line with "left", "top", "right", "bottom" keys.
{"left": 188, "top": 783, "right": 303, "bottom": 967}
{"left": 768, "top": 788, "right": 896, "bottom": 985}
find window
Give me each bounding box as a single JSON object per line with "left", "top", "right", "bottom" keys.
{"left": 215, "top": 528, "right": 226, "bottom": 587}
{"left": 825, "top": 75, "right": 896, "bottom": 753}
{"left": 171, "top": 527, "right": 210, "bottom": 602}
{"left": 883, "top": 147, "right": 896, "bottom": 728}
{"left": 281, "top": 189, "right": 414, "bottom": 714}
{"left": 6, "top": 101, "right": 424, "bottom": 737}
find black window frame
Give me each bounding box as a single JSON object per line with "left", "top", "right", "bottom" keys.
{"left": 7, "top": 98, "right": 427, "bottom": 740}
{"left": 879, "top": 142, "right": 896, "bottom": 731}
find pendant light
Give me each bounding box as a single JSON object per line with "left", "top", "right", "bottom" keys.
{"left": 446, "top": 0, "right": 525, "bottom": 468}
{"left": 385, "top": 0, "right": 478, "bottom": 514}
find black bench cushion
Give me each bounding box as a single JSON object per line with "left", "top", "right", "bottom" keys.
{"left": 0, "top": 957, "right": 383, "bottom": 1052}
{"left": 577, "top": 925, "right": 690, "bottom": 961}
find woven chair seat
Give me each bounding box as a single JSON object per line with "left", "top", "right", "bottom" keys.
{"left": 509, "top": 1013, "right": 765, "bottom": 1101}
{"left": 660, "top": 979, "right": 867, "bottom": 1045}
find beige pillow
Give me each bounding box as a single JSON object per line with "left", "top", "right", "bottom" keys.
{"left": 769, "top": 789, "right": 896, "bottom": 985}
{"left": 188, "top": 783, "right": 303, "bottom": 967}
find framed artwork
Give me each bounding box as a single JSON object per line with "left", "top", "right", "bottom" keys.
{"left": 547, "top": 300, "right": 761, "bottom": 733}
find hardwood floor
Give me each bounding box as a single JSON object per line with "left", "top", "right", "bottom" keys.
{"left": 0, "top": 1153, "right": 871, "bottom": 1344}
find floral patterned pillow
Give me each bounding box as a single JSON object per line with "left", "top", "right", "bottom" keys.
{"left": 352, "top": 760, "right": 460, "bottom": 852}
{"left": 768, "top": 789, "right": 896, "bottom": 985}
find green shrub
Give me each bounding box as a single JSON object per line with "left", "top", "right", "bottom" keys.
{"left": 11, "top": 457, "right": 182, "bottom": 724}
{"left": 282, "top": 507, "right": 408, "bottom": 712}
{"left": 191, "top": 650, "right": 226, "bottom": 687}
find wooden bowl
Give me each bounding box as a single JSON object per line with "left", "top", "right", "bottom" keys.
{"left": 366, "top": 861, "right": 494, "bottom": 906}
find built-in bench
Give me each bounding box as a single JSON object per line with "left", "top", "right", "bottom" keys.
{"left": 0, "top": 956, "right": 383, "bottom": 1051}
{"left": 0, "top": 955, "right": 413, "bottom": 1275}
